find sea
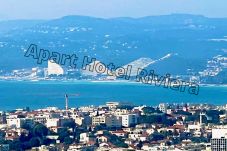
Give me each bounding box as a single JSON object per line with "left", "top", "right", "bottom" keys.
{"left": 0, "top": 80, "right": 226, "bottom": 110}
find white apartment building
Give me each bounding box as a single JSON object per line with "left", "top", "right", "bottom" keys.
{"left": 113, "top": 109, "right": 129, "bottom": 116}
{"left": 47, "top": 60, "right": 64, "bottom": 76}
{"left": 46, "top": 118, "right": 59, "bottom": 128}
{"left": 46, "top": 118, "right": 73, "bottom": 128}
{"left": 6, "top": 118, "right": 33, "bottom": 128}
{"left": 121, "top": 114, "right": 137, "bottom": 127}
{"left": 106, "top": 102, "right": 133, "bottom": 109}
{"left": 106, "top": 102, "right": 120, "bottom": 109}
{"left": 211, "top": 128, "right": 227, "bottom": 151}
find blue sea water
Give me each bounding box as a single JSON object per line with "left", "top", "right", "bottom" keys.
{"left": 0, "top": 80, "right": 226, "bottom": 110}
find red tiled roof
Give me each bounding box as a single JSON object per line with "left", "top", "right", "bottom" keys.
{"left": 167, "top": 125, "right": 185, "bottom": 130}
{"left": 111, "top": 130, "right": 127, "bottom": 134}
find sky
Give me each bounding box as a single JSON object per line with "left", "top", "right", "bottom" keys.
{"left": 0, "top": 0, "right": 227, "bottom": 20}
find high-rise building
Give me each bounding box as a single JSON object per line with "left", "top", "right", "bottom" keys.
{"left": 121, "top": 114, "right": 138, "bottom": 127}
{"left": 211, "top": 128, "right": 227, "bottom": 151}
{"left": 47, "top": 60, "right": 64, "bottom": 76}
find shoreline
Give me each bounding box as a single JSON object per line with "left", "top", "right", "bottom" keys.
{"left": 0, "top": 79, "right": 227, "bottom": 87}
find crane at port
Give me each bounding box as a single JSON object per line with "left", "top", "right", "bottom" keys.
{"left": 65, "top": 93, "right": 80, "bottom": 110}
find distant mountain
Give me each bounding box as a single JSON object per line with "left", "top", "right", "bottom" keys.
{"left": 0, "top": 14, "right": 227, "bottom": 82}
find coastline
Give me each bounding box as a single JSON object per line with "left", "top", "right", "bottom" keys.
{"left": 0, "top": 79, "right": 227, "bottom": 87}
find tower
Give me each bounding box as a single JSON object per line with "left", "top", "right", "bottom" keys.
{"left": 64, "top": 93, "right": 79, "bottom": 111}
{"left": 65, "top": 94, "right": 68, "bottom": 110}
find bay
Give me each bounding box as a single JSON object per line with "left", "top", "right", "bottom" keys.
{"left": 0, "top": 81, "right": 226, "bottom": 110}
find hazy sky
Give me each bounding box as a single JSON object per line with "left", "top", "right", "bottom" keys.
{"left": 0, "top": 0, "right": 227, "bottom": 20}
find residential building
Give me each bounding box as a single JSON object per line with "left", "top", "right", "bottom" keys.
{"left": 211, "top": 128, "right": 227, "bottom": 151}
{"left": 121, "top": 114, "right": 137, "bottom": 127}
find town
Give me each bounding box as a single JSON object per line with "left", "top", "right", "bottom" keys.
{"left": 0, "top": 100, "right": 227, "bottom": 151}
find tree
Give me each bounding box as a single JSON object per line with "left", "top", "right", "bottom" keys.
{"left": 29, "top": 137, "right": 40, "bottom": 147}
{"left": 94, "top": 124, "right": 106, "bottom": 131}
{"left": 150, "top": 132, "right": 165, "bottom": 141}
{"left": 64, "top": 137, "right": 73, "bottom": 145}
{"left": 21, "top": 142, "right": 31, "bottom": 150}
{"left": 206, "top": 110, "right": 220, "bottom": 124}
{"left": 21, "top": 123, "right": 31, "bottom": 130}
{"left": 139, "top": 115, "right": 163, "bottom": 124}
{"left": 43, "top": 138, "right": 54, "bottom": 146}
{"left": 0, "top": 130, "right": 6, "bottom": 143}
{"left": 63, "top": 121, "right": 77, "bottom": 139}
{"left": 166, "top": 141, "right": 171, "bottom": 146}
{"left": 118, "top": 105, "right": 134, "bottom": 110}
{"left": 63, "top": 121, "right": 76, "bottom": 131}
{"left": 172, "top": 137, "right": 180, "bottom": 145}
{"left": 33, "top": 123, "right": 48, "bottom": 137}
{"left": 103, "top": 131, "right": 128, "bottom": 148}
{"left": 19, "top": 132, "right": 32, "bottom": 142}
{"left": 137, "top": 141, "right": 143, "bottom": 149}
{"left": 95, "top": 138, "right": 99, "bottom": 147}
{"left": 58, "top": 128, "right": 70, "bottom": 142}
{"left": 9, "top": 140, "right": 22, "bottom": 151}
{"left": 143, "top": 107, "right": 157, "bottom": 114}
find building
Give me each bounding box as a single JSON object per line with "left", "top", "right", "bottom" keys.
{"left": 30, "top": 112, "right": 51, "bottom": 124}
{"left": 121, "top": 114, "right": 138, "bottom": 127}
{"left": 211, "top": 128, "right": 227, "bottom": 151}
{"left": 92, "top": 115, "right": 122, "bottom": 128}
{"left": 73, "top": 116, "right": 91, "bottom": 127}
{"left": 46, "top": 118, "right": 73, "bottom": 128}
{"left": 159, "top": 103, "right": 168, "bottom": 113}
{"left": 46, "top": 118, "right": 59, "bottom": 128}
{"left": 80, "top": 132, "right": 95, "bottom": 143}
{"left": 6, "top": 118, "right": 33, "bottom": 128}
{"left": 0, "top": 112, "right": 6, "bottom": 124}
{"left": 47, "top": 60, "right": 64, "bottom": 76}
{"left": 30, "top": 67, "right": 38, "bottom": 77}
{"left": 106, "top": 102, "right": 120, "bottom": 109}
{"left": 106, "top": 102, "right": 133, "bottom": 109}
